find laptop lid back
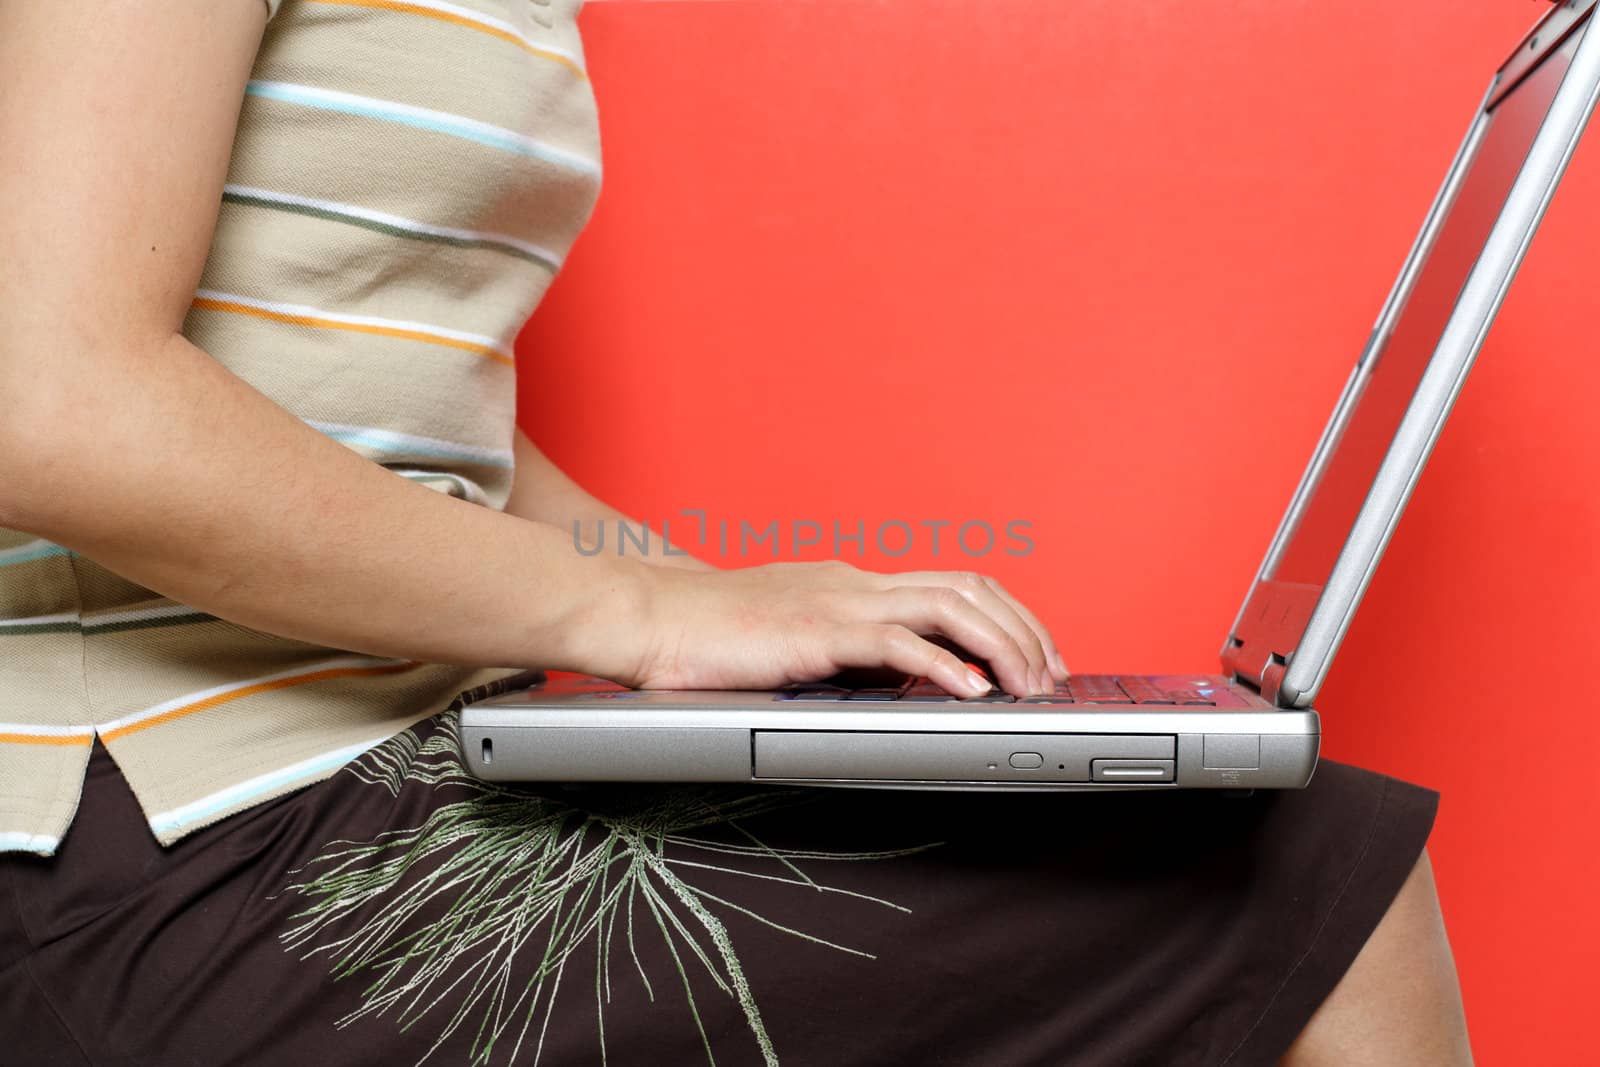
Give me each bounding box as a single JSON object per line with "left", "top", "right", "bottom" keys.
{"left": 1223, "top": 0, "right": 1600, "bottom": 708}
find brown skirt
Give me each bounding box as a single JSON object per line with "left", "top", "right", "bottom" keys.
{"left": 0, "top": 712, "right": 1436, "bottom": 1067}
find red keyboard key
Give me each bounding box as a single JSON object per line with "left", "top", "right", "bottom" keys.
{"left": 1160, "top": 687, "right": 1216, "bottom": 706}
{"left": 1117, "top": 677, "right": 1176, "bottom": 705}
{"left": 1066, "top": 675, "right": 1132, "bottom": 704}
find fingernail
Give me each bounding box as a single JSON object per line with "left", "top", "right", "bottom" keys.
{"left": 1052, "top": 652, "right": 1070, "bottom": 678}
{"left": 964, "top": 667, "right": 992, "bottom": 695}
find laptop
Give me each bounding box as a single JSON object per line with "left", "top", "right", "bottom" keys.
{"left": 462, "top": 1, "right": 1600, "bottom": 791}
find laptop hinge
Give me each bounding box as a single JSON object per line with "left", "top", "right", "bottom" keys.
{"left": 1223, "top": 580, "right": 1317, "bottom": 706}
{"left": 1259, "top": 655, "right": 1288, "bottom": 707}
{"left": 1225, "top": 648, "right": 1287, "bottom": 706}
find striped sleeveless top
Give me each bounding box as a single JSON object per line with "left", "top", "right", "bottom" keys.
{"left": 0, "top": 0, "right": 600, "bottom": 855}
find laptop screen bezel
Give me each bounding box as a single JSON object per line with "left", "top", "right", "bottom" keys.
{"left": 1221, "top": 0, "right": 1600, "bottom": 707}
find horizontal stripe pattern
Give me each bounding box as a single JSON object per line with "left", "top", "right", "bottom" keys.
{"left": 83, "top": 604, "right": 216, "bottom": 636}
{"left": 0, "top": 831, "right": 62, "bottom": 856}
{"left": 306, "top": 0, "right": 588, "bottom": 78}
{"left": 245, "top": 80, "right": 601, "bottom": 178}
{"left": 0, "top": 607, "right": 215, "bottom": 638}
{"left": 0, "top": 722, "right": 96, "bottom": 747}
{"left": 0, "top": 540, "right": 70, "bottom": 568}
{"left": 0, "top": 611, "right": 78, "bottom": 636}
{"left": 191, "top": 289, "right": 516, "bottom": 367}
{"left": 308, "top": 419, "right": 515, "bottom": 468}
{"left": 222, "top": 184, "right": 564, "bottom": 272}
{"left": 97, "top": 656, "right": 420, "bottom": 742}
{"left": 147, "top": 734, "right": 394, "bottom": 839}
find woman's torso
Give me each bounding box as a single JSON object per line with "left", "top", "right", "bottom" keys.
{"left": 0, "top": 0, "right": 600, "bottom": 854}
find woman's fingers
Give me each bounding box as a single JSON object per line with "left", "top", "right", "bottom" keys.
{"left": 983, "top": 576, "right": 1069, "bottom": 681}
{"left": 856, "top": 586, "right": 1042, "bottom": 696}
{"left": 631, "top": 560, "right": 1066, "bottom": 695}
{"left": 829, "top": 624, "right": 993, "bottom": 698}
{"left": 886, "top": 571, "right": 1054, "bottom": 693}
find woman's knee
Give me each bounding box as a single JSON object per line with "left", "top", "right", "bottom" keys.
{"left": 1280, "top": 849, "right": 1473, "bottom": 1066}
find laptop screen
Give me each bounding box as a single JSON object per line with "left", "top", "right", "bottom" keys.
{"left": 1260, "top": 25, "right": 1586, "bottom": 600}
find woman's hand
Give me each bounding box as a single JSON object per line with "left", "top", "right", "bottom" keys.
{"left": 605, "top": 560, "right": 1069, "bottom": 698}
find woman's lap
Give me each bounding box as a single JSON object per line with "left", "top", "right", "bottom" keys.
{"left": 0, "top": 714, "right": 1436, "bottom": 1067}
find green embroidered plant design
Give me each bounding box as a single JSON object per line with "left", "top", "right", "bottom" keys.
{"left": 280, "top": 713, "right": 939, "bottom": 1066}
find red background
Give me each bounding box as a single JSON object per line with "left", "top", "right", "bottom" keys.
{"left": 517, "top": 1, "right": 1597, "bottom": 1058}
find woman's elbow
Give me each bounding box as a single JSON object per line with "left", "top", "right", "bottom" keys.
{"left": 0, "top": 395, "right": 72, "bottom": 534}
{"left": 0, "top": 340, "right": 126, "bottom": 534}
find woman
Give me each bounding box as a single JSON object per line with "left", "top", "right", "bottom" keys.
{"left": 0, "top": 1, "right": 1471, "bottom": 1063}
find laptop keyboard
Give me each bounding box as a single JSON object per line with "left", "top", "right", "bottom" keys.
{"left": 777, "top": 674, "right": 1220, "bottom": 706}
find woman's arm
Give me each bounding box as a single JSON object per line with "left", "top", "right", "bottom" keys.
{"left": 0, "top": 1, "right": 1065, "bottom": 698}
{"left": 0, "top": 0, "right": 643, "bottom": 676}
{"left": 505, "top": 428, "right": 714, "bottom": 570}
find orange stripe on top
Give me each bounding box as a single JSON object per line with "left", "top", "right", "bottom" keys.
{"left": 98, "top": 662, "right": 421, "bottom": 743}
{"left": 307, "top": 0, "right": 588, "bottom": 80}
{"left": 0, "top": 732, "right": 94, "bottom": 747}
{"left": 191, "top": 297, "right": 516, "bottom": 368}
